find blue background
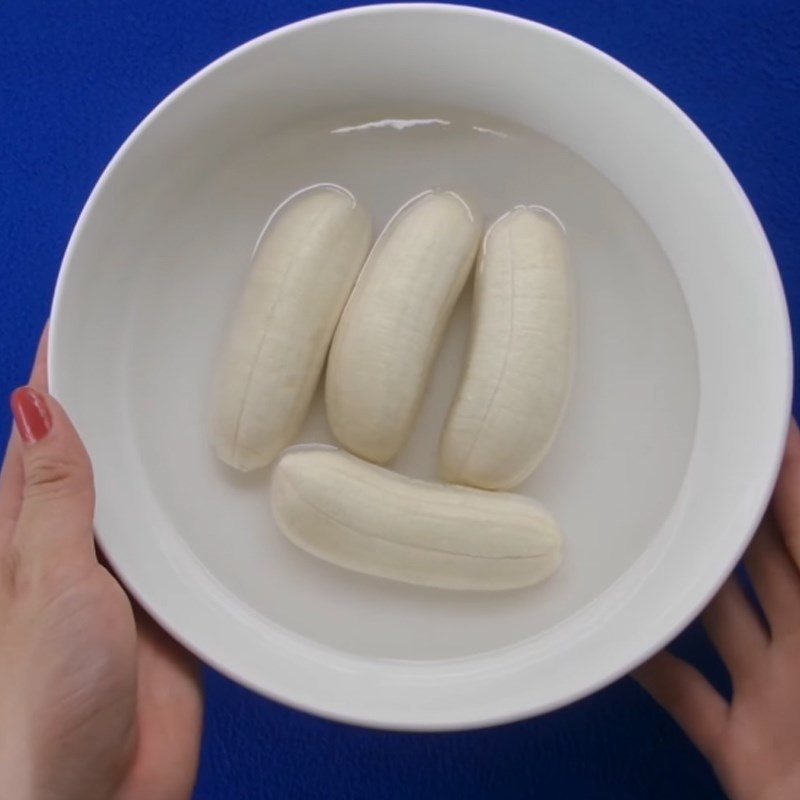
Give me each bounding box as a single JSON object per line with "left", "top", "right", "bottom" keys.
{"left": 2, "top": 1, "right": 798, "bottom": 797}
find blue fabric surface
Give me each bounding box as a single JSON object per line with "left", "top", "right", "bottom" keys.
{"left": 1, "top": 1, "right": 798, "bottom": 798}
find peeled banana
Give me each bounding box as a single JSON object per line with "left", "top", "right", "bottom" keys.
{"left": 272, "top": 447, "right": 562, "bottom": 591}
{"left": 326, "top": 190, "right": 481, "bottom": 464}
{"left": 212, "top": 185, "right": 371, "bottom": 471}
{"left": 440, "top": 206, "right": 573, "bottom": 490}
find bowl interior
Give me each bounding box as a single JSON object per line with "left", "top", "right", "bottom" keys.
{"left": 50, "top": 6, "right": 790, "bottom": 728}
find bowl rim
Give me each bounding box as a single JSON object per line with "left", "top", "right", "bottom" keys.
{"left": 49, "top": 2, "right": 793, "bottom": 730}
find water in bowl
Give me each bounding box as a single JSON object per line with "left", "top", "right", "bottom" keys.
{"left": 127, "top": 105, "right": 699, "bottom": 660}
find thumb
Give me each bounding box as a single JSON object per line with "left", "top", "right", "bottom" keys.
{"left": 10, "top": 386, "right": 96, "bottom": 565}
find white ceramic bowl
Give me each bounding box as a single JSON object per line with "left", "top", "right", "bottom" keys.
{"left": 50, "top": 4, "right": 792, "bottom": 730}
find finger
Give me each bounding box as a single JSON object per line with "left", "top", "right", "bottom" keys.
{"left": 0, "top": 435, "right": 21, "bottom": 539}
{"left": 28, "top": 322, "right": 50, "bottom": 392}
{"left": 772, "top": 419, "right": 800, "bottom": 570}
{"left": 10, "top": 386, "right": 96, "bottom": 567}
{"left": 128, "top": 610, "right": 203, "bottom": 800}
{"left": 635, "top": 650, "right": 728, "bottom": 760}
{"left": 0, "top": 325, "right": 51, "bottom": 535}
{"left": 744, "top": 518, "right": 800, "bottom": 638}
{"left": 136, "top": 608, "right": 202, "bottom": 693}
{"left": 703, "top": 577, "right": 768, "bottom": 684}
{"left": 99, "top": 543, "right": 200, "bottom": 688}
{"left": 98, "top": 548, "right": 203, "bottom": 700}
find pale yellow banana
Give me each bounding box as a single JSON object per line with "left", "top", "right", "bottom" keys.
{"left": 212, "top": 185, "right": 371, "bottom": 471}
{"left": 272, "top": 447, "right": 562, "bottom": 591}
{"left": 326, "top": 190, "right": 481, "bottom": 464}
{"left": 440, "top": 206, "right": 573, "bottom": 490}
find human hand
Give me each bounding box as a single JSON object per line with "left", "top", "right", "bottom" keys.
{"left": 0, "top": 329, "right": 203, "bottom": 800}
{"left": 637, "top": 419, "right": 800, "bottom": 800}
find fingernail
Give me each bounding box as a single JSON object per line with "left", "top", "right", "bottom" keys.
{"left": 10, "top": 387, "right": 52, "bottom": 444}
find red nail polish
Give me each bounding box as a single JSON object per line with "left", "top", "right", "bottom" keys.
{"left": 10, "top": 387, "right": 52, "bottom": 444}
